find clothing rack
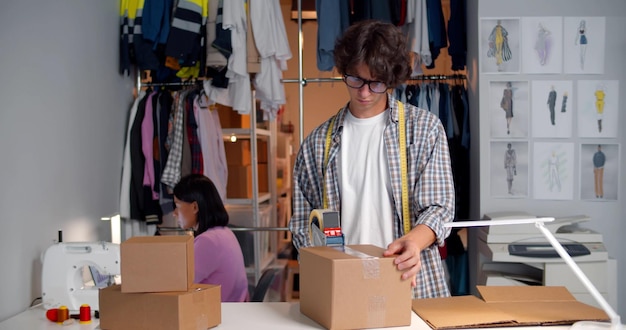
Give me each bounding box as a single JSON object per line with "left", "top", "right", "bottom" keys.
{"left": 282, "top": 74, "right": 466, "bottom": 86}
{"left": 140, "top": 78, "right": 205, "bottom": 88}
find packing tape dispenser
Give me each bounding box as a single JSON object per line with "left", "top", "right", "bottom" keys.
{"left": 308, "top": 209, "right": 344, "bottom": 246}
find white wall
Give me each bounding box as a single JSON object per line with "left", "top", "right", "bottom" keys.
{"left": 0, "top": 0, "right": 134, "bottom": 321}
{"left": 473, "top": 0, "right": 625, "bottom": 318}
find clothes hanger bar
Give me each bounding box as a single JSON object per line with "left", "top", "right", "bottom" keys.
{"left": 141, "top": 80, "right": 203, "bottom": 87}
{"left": 282, "top": 74, "right": 466, "bottom": 85}
{"left": 408, "top": 74, "right": 467, "bottom": 81}
{"left": 281, "top": 77, "right": 343, "bottom": 85}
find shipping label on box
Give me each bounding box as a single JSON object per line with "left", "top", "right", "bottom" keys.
{"left": 299, "top": 245, "right": 412, "bottom": 330}
{"left": 99, "top": 284, "right": 221, "bottom": 330}
{"left": 121, "top": 235, "right": 194, "bottom": 293}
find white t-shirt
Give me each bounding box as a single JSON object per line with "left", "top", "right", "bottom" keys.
{"left": 338, "top": 110, "right": 394, "bottom": 248}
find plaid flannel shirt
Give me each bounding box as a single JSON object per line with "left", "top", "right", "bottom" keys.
{"left": 289, "top": 93, "right": 455, "bottom": 298}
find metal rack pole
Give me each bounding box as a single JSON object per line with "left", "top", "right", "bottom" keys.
{"left": 297, "top": 0, "right": 304, "bottom": 144}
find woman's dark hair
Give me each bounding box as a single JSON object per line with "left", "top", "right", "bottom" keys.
{"left": 173, "top": 174, "right": 229, "bottom": 236}
{"left": 334, "top": 20, "right": 412, "bottom": 89}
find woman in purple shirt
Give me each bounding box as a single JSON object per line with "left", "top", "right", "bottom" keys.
{"left": 173, "top": 174, "right": 249, "bottom": 302}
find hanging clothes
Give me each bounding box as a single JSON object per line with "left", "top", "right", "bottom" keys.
{"left": 405, "top": 78, "right": 471, "bottom": 296}
{"left": 120, "top": 90, "right": 147, "bottom": 220}
{"left": 194, "top": 93, "right": 228, "bottom": 201}
{"left": 250, "top": 0, "right": 293, "bottom": 117}
{"left": 404, "top": 0, "right": 432, "bottom": 75}
{"left": 315, "top": 0, "right": 350, "bottom": 71}
{"left": 447, "top": 0, "right": 467, "bottom": 71}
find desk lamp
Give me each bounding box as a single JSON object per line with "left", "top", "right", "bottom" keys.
{"left": 445, "top": 217, "right": 622, "bottom": 330}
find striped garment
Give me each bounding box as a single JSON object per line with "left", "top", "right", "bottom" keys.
{"left": 289, "top": 93, "right": 455, "bottom": 299}
{"left": 161, "top": 90, "right": 187, "bottom": 188}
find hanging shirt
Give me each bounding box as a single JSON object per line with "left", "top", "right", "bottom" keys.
{"left": 141, "top": 91, "right": 159, "bottom": 200}
{"left": 161, "top": 90, "right": 186, "bottom": 188}
{"left": 223, "top": 0, "right": 252, "bottom": 114}
{"left": 404, "top": 0, "right": 432, "bottom": 74}
{"left": 250, "top": 0, "right": 292, "bottom": 117}
{"left": 120, "top": 90, "right": 147, "bottom": 220}
{"left": 194, "top": 94, "right": 228, "bottom": 201}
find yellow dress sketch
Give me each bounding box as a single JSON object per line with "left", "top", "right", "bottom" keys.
{"left": 487, "top": 20, "right": 512, "bottom": 70}
{"left": 595, "top": 87, "right": 605, "bottom": 132}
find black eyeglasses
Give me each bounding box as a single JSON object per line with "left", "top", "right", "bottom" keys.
{"left": 343, "top": 74, "right": 388, "bottom": 94}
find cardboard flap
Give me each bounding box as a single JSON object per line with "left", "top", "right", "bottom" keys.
{"left": 412, "top": 295, "right": 516, "bottom": 329}
{"left": 478, "top": 286, "right": 609, "bottom": 326}
{"left": 490, "top": 301, "right": 609, "bottom": 325}
{"left": 478, "top": 285, "right": 576, "bottom": 303}
{"left": 413, "top": 287, "right": 610, "bottom": 330}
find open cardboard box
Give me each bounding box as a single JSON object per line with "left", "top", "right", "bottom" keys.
{"left": 412, "top": 286, "right": 610, "bottom": 329}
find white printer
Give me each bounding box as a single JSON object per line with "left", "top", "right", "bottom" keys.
{"left": 475, "top": 211, "right": 617, "bottom": 310}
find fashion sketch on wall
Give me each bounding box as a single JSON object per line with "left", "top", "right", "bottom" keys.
{"left": 532, "top": 142, "right": 574, "bottom": 200}
{"left": 481, "top": 18, "right": 521, "bottom": 73}
{"left": 491, "top": 141, "right": 529, "bottom": 198}
{"left": 577, "top": 80, "right": 619, "bottom": 138}
{"left": 490, "top": 80, "right": 529, "bottom": 138}
{"left": 521, "top": 17, "right": 563, "bottom": 74}
{"left": 563, "top": 16, "right": 606, "bottom": 74}
{"left": 580, "top": 143, "right": 619, "bottom": 201}
{"left": 531, "top": 80, "right": 573, "bottom": 138}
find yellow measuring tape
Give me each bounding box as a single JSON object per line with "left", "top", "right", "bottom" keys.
{"left": 397, "top": 102, "right": 411, "bottom": 235}
{"left": 323, "top": 101, "right": 411, "bottom": 234}
{"left": 322, "top": 116, "right": 335, "bottom": 209}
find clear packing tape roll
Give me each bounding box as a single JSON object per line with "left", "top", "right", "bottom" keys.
{"left": 308, "top": 209, "right": 342, "bottom": 246}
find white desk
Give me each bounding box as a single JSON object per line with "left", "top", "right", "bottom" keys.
{"left": 0, "top": 302, "right": 572, "bottom": 330}
{"left": 0, "top": 302, "right": 420, "bottom": 330}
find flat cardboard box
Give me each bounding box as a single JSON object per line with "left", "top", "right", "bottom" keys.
{"left": 299, "top": 245, "right": 412, "bottom": 330}
{"left": 121, "top": 235, "right": 194, "bottom": 293}
{"left": 412, "top": 286, "right": 610, "bottom": 329}
{"left": 99, "top": 284, "right": 221, "bottom": 330}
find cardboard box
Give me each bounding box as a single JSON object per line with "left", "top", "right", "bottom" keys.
{"left": 299, "top": 245, "right": 412, "bottom": 330}
{"left": 121, "top": 235, "right": 194, "bottom": 293}
{"left": 223, "top": 139, "right": 267, "bottom": 165}
{"left": 215, "top": 104, "right": 250, "bottom": 128}
{"left": 412, "top": 286, "right": 610, "bottom": 330}
{"left": 227, "top": 165, "right": 253, "bottom": 198}
{"left": 257, "top": 139, "right": 268, "bottom": 163}
{"left": 224, "top": 140, "right": 251, "bottom": 165}
{"left": 226, "top": 164, "right": 269, "bottom": 199}
{"left": 99, "top": 284, "right": 221, "bottom": 330}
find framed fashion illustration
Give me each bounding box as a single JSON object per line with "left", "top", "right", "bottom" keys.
{"left": 576, "top": 80, "right": 619, "bottom": 138}
{"left": 579, "top": 143, "right": 619, "bottom": 201}
{"left": 489, "top": 80, "right": 529, "bottom": 138}
{"left": 490, "top": 141, "right": 529, "bottom": 198}
{"left": 521, "top": 16, "right": 563, "bottom": 74}
{"left": 563, "top": 16, "right": 606, "bottom": 74}
{"left": 532, "top": 142, "right": 575, "bottom": 200}
{"left": 480, "top": 17, "right": 521, "bottom": 74}
{"left": 530, "top": 80, "right": 573, "bottom": 138}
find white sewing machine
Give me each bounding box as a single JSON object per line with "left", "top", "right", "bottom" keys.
{"left": 41, "top": 242, "right": 120, "bottom": 311}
